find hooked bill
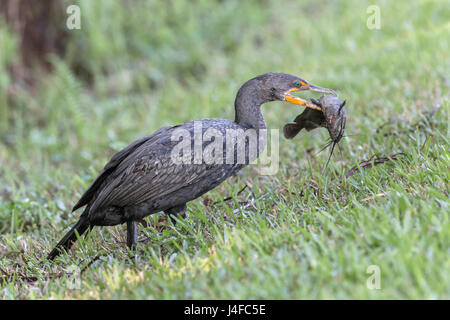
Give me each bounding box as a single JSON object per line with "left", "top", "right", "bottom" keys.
{"left": 283, "top": 95, "right": 346, "bottom": 143}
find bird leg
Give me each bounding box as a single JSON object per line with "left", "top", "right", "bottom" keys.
{"left": 165, "top": 204, "right": 187, "bottom": 225}
{"left": 126, "top": 220, "right": 137, "bottom": 250}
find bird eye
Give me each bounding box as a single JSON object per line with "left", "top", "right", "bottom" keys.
{"left": 295, "top": 81, "right": 301, "bottom": 87}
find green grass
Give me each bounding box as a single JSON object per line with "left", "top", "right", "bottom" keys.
{"left": 0, "top": 0, "right": 449, "bottom": 299}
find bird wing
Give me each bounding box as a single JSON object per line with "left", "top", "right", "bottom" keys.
{"left": 88, "top": 148, "right": 218, "bottom": 214}
{"left": 72, "top": 126, "right": 174, "bottom": 212}
{"left": 74, "top": 118, "right": 241, "bottom": 216}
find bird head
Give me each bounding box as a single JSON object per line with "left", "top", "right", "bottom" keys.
{"left": 248, "top": 72, "right": 337, "bottom": 110}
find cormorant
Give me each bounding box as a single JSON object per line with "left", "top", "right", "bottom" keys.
{"left": 47, "top": 72, "right": 336, "bottom": 260}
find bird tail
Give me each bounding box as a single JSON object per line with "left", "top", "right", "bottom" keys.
{"left": 47, "top": 215, "right": 90, "bottom": 261}
{"left": 283, "top": 123, "right": 302, "bottom": 139}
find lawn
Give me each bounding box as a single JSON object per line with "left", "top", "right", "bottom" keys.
{"left": 0, "top": 0, "right": 448, "bottom": 299}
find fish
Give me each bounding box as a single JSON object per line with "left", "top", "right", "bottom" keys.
{"left": 283, "top": 95, "right": 346, "bottom": 143}
{"left": 283, "top": 95, "right": 347, "bottom": 170}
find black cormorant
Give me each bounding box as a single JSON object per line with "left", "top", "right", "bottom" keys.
{"left": 47, "top": 72, "right": 336, "bottom": 260}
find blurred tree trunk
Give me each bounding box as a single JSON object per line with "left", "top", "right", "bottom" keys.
{"left": 0, "top": 0, "right": 69, "bottom": 134}
{"left": 0, "top": 0, "right": 68, "bottom": 84}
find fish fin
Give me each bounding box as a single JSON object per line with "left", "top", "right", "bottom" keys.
{"left": 283, "top": 123, "right": 302, "bottom": 139}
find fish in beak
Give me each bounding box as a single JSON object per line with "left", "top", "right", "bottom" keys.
{"left": 284, "top": 81, "right": 337, "bottom": 111}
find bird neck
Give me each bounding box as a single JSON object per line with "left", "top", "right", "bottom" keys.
{"left": 234, "top": 81, "right": 267, "bottom": 130}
